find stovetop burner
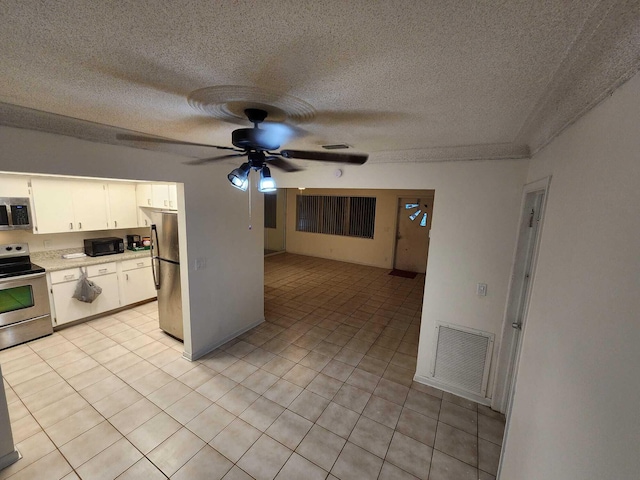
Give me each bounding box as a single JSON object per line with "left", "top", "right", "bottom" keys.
{"left": 0, "top": 243, "right": 45, "bottom": 279}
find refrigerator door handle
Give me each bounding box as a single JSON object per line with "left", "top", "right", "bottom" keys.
{"left": 151, "top": 224, "right": 161, "bottom": 290}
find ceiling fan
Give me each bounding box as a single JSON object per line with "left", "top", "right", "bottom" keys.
{"left": 116, "top": 107, "right": 368, "bottom": 193}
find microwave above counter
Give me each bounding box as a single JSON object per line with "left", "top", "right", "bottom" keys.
{"left": 84, "top": 237, "right": 125, "bottom": 257}
{"left": 0, "top": 197, "right": 32, "bottom": 231}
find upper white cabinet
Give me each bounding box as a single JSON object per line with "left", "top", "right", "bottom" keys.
{"left": 107, "top": 183, "right": 138, "bottom": 229}
{"left": 136, "top": 183, "right": 153, "bottom": 208}
{"left": 70, "top": 181, "right": 109, "bottom": 232}
{"left": 30, "top": 177, "right": 144, "bottom": 234}
{"left": 31, "top": 178, "right": 109, "bottom": 233}
{"left": 0, "top": 176, "right": 30, "bottom": 197}
{"left": 137, "top": 183, "right": 177, "bottom": 210}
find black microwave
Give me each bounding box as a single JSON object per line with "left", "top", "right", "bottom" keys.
{"left": 84, "top": 237, "right": 124, "bottom": 257}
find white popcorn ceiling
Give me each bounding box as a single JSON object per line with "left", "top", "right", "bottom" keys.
{"left": 0, "top": 0, "right": 638, "bottom": 162}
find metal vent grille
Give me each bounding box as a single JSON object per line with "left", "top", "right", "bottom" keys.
{"left": 432, "top": 324, "right": 494, "bottom": 396}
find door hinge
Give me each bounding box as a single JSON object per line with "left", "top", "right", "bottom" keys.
{"left": 528, "top": 208, "right": 535, "bottom": 228}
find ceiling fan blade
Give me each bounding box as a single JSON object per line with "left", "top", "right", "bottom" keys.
{"left": 266, "top": 157, "right": 303, "bottom": 172}
{"left": 183, "top": 153, "right": 247, "bottom": 165}
{"left": 280, "top": 149, "right": 368, "bottom": 165}
{"left": 116, "top": 133, "right": 239, "bottom": 150}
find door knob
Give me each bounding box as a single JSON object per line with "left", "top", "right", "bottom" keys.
{"left": 512, "top": 322, "right": 522, "bottom": 330}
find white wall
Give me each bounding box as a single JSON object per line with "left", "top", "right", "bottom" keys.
{"left": 0, "top": 127, "right": 265, "bottom": 360}
{"left": 500, "top": 73, "right": 640, "bottom": 479}
{"left": 275, "top": 158, "right": 528, "bottom": 399}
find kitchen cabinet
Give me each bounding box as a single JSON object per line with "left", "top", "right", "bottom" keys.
{"left": 119, "top": 257, "right": 156, "bottom": 305}
{"left": 137, "top": 183, "right": 177, "bottom": 210}
{"left": 71, "top": 181, "right": 109, "bottom": 231}
{"left": 136, "top": 183, "right": 153, "bottom": 208}
{"left": 49, "top": 263, "right": 120, "bottom": 326}
{"left": 168, "top": 184, "right": 178, "bottom": 210}
{"left": 31, "top": 178, "right": 109, "bottom": 234}
{"left": 138, "top": 208, "right": 153, "bottom": 228}
{"left": 107, "top": 183, "right": 138, "bottom": 229}
{"left": 0, "top": 176, "right": 30, "bottom": 197}
{"left": 48, "top": 257, "right": 155, "bottom": 327}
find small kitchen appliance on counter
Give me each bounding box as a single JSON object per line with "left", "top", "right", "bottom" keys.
{"left": 0, "top": 243, "right": 52, "bottom": 349}
{"left": 84, "top": 237, "right": 124, "bottom": 257}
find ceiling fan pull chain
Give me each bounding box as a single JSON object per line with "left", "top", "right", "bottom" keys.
{"left": 248, "top": 174, "right": 252, "bottom": 230}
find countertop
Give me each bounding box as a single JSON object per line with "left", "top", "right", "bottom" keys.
{"left": 31, "top": 248, "right": 151, "bottom": 272}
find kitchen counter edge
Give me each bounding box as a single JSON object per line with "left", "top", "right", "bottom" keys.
{"left": 33, "top": 250, "right": 151, "bottom": 272}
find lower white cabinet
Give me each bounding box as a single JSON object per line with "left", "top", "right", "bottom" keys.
{"left": 48, "top": 257, "right": 156, "bottom": 326}
{"left": 120, "top": 257, "right": 156, "bottom": 306}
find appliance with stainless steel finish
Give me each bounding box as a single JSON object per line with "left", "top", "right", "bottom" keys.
{"left": 0, "top": 243, "right": 52, "bottom": 349}
{"left": 150, "top": 212, "right": 183, "bottom": 340}
{"left": 0, "top": 198, "right": 32, "bottom": 231}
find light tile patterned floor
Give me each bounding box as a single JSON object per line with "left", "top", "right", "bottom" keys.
{"left": 1, "top": 253, "right": 504, "bottom": 479}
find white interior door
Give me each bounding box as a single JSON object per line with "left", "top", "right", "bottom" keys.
{"left": 393, "top": 197, "right": 433, "bottom": 273}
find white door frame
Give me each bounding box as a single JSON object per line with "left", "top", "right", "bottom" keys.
{"left": 492, "top": 176, "right": 551, "bottom": 413}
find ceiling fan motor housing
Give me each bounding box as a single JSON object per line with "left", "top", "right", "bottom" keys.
{"left": 232, "top": 128, "right": 280, "bottom": 151}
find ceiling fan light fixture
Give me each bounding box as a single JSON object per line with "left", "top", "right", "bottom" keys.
{"left": 228, "top": 162, "right": 251, "bottom": 191}
{"left": 258, "top": 166, "right": 276, "bottom": 193}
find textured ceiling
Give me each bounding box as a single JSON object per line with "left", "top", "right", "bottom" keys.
{"left": 1, "top": 0, "right": 638, "bottom": 162}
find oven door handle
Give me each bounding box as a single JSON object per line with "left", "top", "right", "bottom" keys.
{"left": 4, "top": 272, "right": 46, "bottom": 281}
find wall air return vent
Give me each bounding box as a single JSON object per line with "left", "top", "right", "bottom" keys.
{"left": 430, "top": 323, "right": 494, "bottom": 397}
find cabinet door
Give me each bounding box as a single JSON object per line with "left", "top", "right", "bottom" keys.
{"left": 51, "top": 281, "right": 92, "bottom": 325}
{"left": 30, "top": 178, "right": 75, "bottom": 234}
{"left": 72, "top": 182, "right": 109, "bottom": 231}
{"left": 90, "top": 273, "right": 120, "bottom": 315}
{"left": 138, "top": 208, "right": 153, "bottom": 228}
{"left": 151, "top": 184, "right": 170, "bottom": 208}
{"left": 136, "top": 184, "right": 153, "bottom": 207}
{"left": 0, "top": 176, "right": 29, "bottom": 197}
{"left": 168, "top": 184, "right": 178, "bottom": 210}
{"left": 121, "top": 266, "right": 157, "bottom": 305}
{"left": 107, "top": 183, "right": 138, "bottom": 229}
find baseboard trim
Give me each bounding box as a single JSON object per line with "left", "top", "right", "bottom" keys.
{"left": 413, "top": 374, "right": 492, "bottom": 406}
{"left": 0, "top": 448, "right": 20, "bottom": 472}
{"left": 184, "top": 317, "right": 265, "bottom": 361}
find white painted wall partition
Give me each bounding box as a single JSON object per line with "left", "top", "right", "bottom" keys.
{"left": 0, "top": 127, "right": 265, "bottom": 360}
{"left": 499, "top": 72, "right": 640, "bottom": 479}
{"left": 275, "top": 159, "right": 528, "bottom": 400}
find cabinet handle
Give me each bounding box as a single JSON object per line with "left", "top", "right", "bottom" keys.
{"left": 78, "top": 222, "right": 82, "bottom": 229}
{"left": 69, "top": 222, "right": 73, "bottom": 230}
{"left": 137, "top": 262, "right": 144, "bottom": 267}
{"left": 144, "top": 219, "right": 148, "bottom": 226}
{"left": 169, "top": 201, "right": 174, "bottom": 208}
{"left": 164, "top": 200, "right": 168, "bottom": 207}
{"left": 99, "top": 268, "right": 107, "bottom": 273}
{"left": 126, "top": 273, "right": 129, "bottom": 281}
{"left": 115, "top": 220, "right": 118, "bottom": 228}
{"left": 147, "top": 199, "right": 151, "bottom": 206}
{"left": 64, "top": 274, "right": 75, "bottom": 280}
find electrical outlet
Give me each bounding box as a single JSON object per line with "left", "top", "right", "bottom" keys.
{"left": 477, "top": 283, "right": 487, "bottom": 296}
{"left": 43, "top": 240, "right": 52, "bottom": 249}
{"left": 194, "top": 257, "right": 207, "bottom": 270}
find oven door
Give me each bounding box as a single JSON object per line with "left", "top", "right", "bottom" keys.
{"left": 0, "top": 272, "right": 50, "bottom": 328}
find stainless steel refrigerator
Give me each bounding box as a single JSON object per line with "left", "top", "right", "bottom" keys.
{"left": 150, "top": 211, "right": 183, "bottom": 340}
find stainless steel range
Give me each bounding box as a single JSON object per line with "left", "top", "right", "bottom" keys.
{"left": 0, "top": 244, "right": 52, "bottom": 349}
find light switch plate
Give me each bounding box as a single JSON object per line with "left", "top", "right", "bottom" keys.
{"left": 194, "top": 257, "right": 207, "bottom": 270}
{"left": 477, "top": 283, "right": 487, "bottom": 296}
